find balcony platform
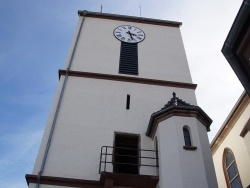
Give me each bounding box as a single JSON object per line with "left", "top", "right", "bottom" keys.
{"left": 100, "top": 172, "right": 159, "bottom": 188}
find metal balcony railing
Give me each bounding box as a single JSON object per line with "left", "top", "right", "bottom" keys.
{"left": 99, "top": 146, "right": 159, "bottom": 175}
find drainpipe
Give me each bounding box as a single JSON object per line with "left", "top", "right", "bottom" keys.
{"left": 35, "top": 12, "right": 86, "bottom": 188}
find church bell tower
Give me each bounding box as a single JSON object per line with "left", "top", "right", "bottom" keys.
{"left": 26, "top": 10, "right": 218, "bottom": 188}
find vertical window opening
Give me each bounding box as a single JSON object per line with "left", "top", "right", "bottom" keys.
{"left": 223, "top": 149, "right": 242, "bottom": 188}
{"left": 113, "top": 134, "right": 139, "bottom": 174}
{"left": 119, "top": 42, "right": 138, "bottom": 75}
{"left": 183, "top": 127, "right": 191, "bottom": 146}
{"left": 126, "top": 94, "right": 130, "bottom": 110}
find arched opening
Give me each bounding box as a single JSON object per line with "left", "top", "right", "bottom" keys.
{"left": 183, "top": 127, "right": 191, "bottom": 146}
{"left": 223, "top": 148, "right": 242, "bottom": 188}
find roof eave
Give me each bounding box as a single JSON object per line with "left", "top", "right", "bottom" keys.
{"left": 146, "top": 106, "right": 212, "bottom": 138}
{"left": 78, "top": 10, "right": 182, "bottom": 28}
{"left": 221, "top": 0, "right": 250, "bottom": 95}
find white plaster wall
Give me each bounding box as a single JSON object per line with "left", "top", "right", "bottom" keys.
{"left": 156, "top": 118, "right": 183, "bottom": 188}
{"left": 212, "top": 103, "right": 250, "bottom": 188}
{"left": 196, "top": 119, "right": 218, "bottom": 188}
{"left": 65, "top": 17, "right": 193, "bottom": 83}
{"left": 156, "top": 116, "right": 217, "bottom": 188}
{"left": 32, "top": 75, "right": 196, "bottom": 181}
{"left": 32, "top": 76, "right": 66, "bottom": 175}
{"left": 244, "top": 131, "right": 250, "bottom": 157}
{"left": 31, "top": 14, "right": 199, "bottom": 187}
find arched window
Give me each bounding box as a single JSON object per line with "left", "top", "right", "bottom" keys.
{"left": 223, "top": 148, "right": 242, "bottom": 188}
{"left": 183, "top": 127, "right": 191, "bottom": 146}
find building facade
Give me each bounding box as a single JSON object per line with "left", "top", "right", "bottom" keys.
{"left": 211, "top": 92, "right": 250, "bottom": 188}
{"left": 26, "top": 11, "right": 218, "bottom": 188}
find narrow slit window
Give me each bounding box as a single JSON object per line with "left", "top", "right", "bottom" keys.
{"left": 126, "top": 94, "right": 130, "bottom": 110}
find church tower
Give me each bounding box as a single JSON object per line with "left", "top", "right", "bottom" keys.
{"left": 26, "top": 11, "right": 218, "bottom": 188}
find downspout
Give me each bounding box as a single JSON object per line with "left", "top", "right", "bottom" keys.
{"left": 35, "top": 12, "right": 86, "bottom": 188}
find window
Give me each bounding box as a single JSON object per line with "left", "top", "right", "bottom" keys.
{"left": 113, "top": 133, "right": 139, "bottom": 174}
{"left": 183, "top": 127, "right": 191, "bottom": 146}
{"left": 126, "top": 94, "right": 130, "bottom": 110}
{"left": 223, "top": 148, "right": 242, "bottom": 188}
{"left": 182, "top": 126, "right": 197, "bottom": 150}
{"left": 119, "top": 42, "right": 138, "bottom": 75}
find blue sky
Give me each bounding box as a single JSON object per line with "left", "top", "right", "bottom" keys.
{"left": 0, "top": 0, "right": 243, "bottom": 187}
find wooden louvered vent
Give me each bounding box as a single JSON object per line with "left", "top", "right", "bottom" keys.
{"left": 119, "top": 42, "right": 138, "bottom": 75}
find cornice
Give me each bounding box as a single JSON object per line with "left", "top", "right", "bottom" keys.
{"left": 211, "top": 91, "right": 250, "bottom": 154}
{"left": 78, "top": 10, "right": 182, "bottom": 28}
{"left": 59, "top": 70, "right": 197, "bottom": 90}
{"left": 26, "top": 174, "right": 101, "bottom": 187}
{"left": 146, "top": 92, "right": 212, "bottom": 138}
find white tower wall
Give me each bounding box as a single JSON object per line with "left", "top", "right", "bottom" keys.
{"left": 65, "top": 16, "right": 193, "bottom": 83}
{"left": 27, "top": 11, "right": 217, "bottom": 188}
{"left": 156, "top": 116, "right": 218, "bottom": 188}
{"left": 33, "top": 76, "right": 197, "bottom": 180}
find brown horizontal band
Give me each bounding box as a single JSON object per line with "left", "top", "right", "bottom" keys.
{"left": 26, "top": 173, "right": 159, "bottom": 188}
{"left": 59, "top": 70, "right": 197, "bottom": 90}
{"left": 25, "top": 174, "right": 101, "bottom": 187}
{"left": 78, "top": 10, "right": 181, "bottom": 28}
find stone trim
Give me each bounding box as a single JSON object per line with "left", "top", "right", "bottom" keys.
{"left": 183, "top": 146, "right": 197, "bottom": 150}
{"left": 26, "top": 173, "right": 159, "bottom": 188}
{"left": 25, "top": 174, "right": 102, "bottom": 187}
{"left": 59, "top": 70, "right": 197, "bottom": 90}
{"left": 78, "top": 10, "right": 182, "bottom": 27}
{"left": 146, "top": 93, "right": 212, "bottom": 138}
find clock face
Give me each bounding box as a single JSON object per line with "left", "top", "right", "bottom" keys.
{"left": 114, "top": 25, "right": 145, "bottom": 43}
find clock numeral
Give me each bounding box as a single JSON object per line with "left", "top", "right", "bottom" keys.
{"left": 128, "top": 26, "right": 131, "bottom": 29}
{"left": 116, "top": 34, "right": 122, "bottom": 37}
{"left": 137, "top": 37, "right": 142, "bottom": 40}
{"left": 127, "top": 38, "right": 131, "bottom": 42}
{"left": 121, "top": 37, "right": 125, "bottom": 41}
{"left": 138, "top": 34, "right": 143, "bottom": 36}
{"left": 137, "top": 31, "right": 142, "bottom": 33}
{"left": 118, "top": 29, "right": 122, "bottom": 31}
{"left": 122, "top": 26, "right": 126, "bottom": 29}
{"left": 115, "top": 31, "right": 121, "bottom": 33}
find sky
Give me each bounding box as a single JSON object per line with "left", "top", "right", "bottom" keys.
{"left": 0, "top": 0, "right": 244, "bottom": 187}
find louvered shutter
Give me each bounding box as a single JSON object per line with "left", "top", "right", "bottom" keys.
{"left": 119, "top": 42, "right": 138, "bottom": 75}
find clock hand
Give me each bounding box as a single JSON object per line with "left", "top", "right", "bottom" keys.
{"left": 126, "top": 31, "right": 134, "bottom": 40}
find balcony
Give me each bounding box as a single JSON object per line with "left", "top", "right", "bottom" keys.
{"left": 99, "top": 146, "right": 159, "bottom": 188}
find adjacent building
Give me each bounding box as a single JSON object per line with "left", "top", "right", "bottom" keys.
{"left": 212, "top": 1, "right": 250, "bottom": 187}
{"left": 211, "top": 92, "right": 250, "bottom": 188}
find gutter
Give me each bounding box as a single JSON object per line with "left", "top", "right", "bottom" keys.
{"left": 221, "top": 0, "right": 250, "bottom": 95}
